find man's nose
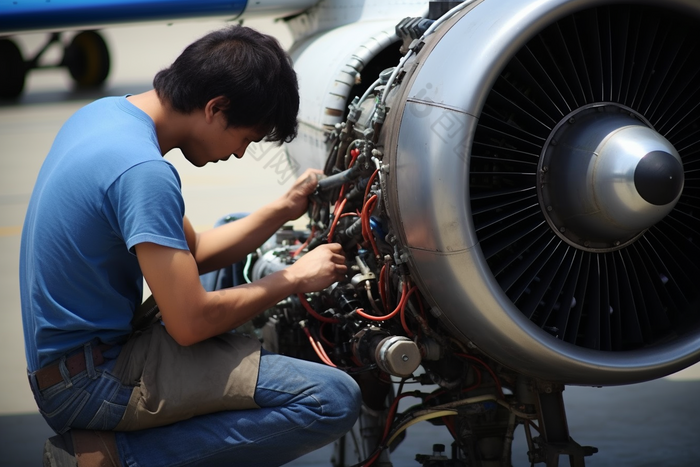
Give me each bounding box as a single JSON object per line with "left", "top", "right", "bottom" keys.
{"left": 234, "top": 142, "right": 251, "bottom": 159}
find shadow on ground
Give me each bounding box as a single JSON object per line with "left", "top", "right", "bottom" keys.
{"left": 3, "top": 379, "right": 699, "bottom": 467}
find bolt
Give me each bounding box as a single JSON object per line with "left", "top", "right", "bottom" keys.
{"left": 568, "top": 117, "right": 575, "bottom": 124}
{"left": 546, "top": 206, "right": 553, "bottom": 212}
{"left": 584, "top": 241, "right": 591, "bottom": 247}
{"left": 551, "top": 139, "right": 557, "bottom": 146}
{"left": 402, "top": 354, "right": 409, "bottom": 362}
{"left": 559, "top": 227, "right": 566, "bottom": 233}
{"left": 542, "top": 166, "right": 549, "bottom": 172}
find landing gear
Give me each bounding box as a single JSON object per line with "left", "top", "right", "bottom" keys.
{"left": 63, "top": 31, "right": 110, "bottom": 88}
{"left": 0, "top": 39, "right": 26, "bottom": 99}
{"left": 0, "top": 30, "right": 110, "bottom": 99}
{"left": 525, "top": 383, "right": 598, "bottom": 467}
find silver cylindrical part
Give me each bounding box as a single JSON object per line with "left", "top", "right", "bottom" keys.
{"left": 375, "top": 336, "right": 422, "bottom": 378}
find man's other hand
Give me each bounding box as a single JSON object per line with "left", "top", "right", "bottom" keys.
{"left": 285, "top": 243, "right": 347, "bottom": 293}
{"left": 281, "top": 168, "right": 323, "bottom": 220}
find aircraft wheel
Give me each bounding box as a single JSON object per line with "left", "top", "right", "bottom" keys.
{"left": 64, "top": 31, "right": 110, "bottom": 88}
{"left": 0, "top": 39, "right": 26, "bottom": 99}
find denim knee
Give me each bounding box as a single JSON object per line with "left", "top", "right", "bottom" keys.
{"left": 320, "top": 369, "right": 362, "bottom": 434}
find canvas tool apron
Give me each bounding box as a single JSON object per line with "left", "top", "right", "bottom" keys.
{"left": 112, "top": 296, "right": 261, "bottom": 431}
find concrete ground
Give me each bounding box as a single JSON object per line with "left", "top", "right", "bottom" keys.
{"left": 1, "top": 18, "right": 699, "bottom": 467}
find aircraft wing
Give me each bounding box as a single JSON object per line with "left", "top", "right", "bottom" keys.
{"left": 0, "top": 0, "right": 318, "bottom": 34}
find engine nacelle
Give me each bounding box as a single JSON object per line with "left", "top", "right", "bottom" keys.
{"left": 287, "top": 0, "right": 700, "bottom": 385}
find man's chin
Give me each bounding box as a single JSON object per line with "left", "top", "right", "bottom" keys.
{"left": 185, "top": 156, "right": 207, "bottom": 167}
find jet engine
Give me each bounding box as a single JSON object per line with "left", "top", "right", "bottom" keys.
{"left": 245, "top": 0, "right": 700, "bottom": 465}
{"left": 284, "top": 0, "right": 700, "bottom": 385}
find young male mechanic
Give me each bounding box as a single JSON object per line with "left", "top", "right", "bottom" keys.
{"left": 20, "top": 26, "right": 362, "bottom": 467}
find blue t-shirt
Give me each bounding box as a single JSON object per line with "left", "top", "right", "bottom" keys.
{"left": 20, "top": 96, "right": 189, "bottom": 371}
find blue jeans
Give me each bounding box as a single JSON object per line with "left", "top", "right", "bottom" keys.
{"left": 29, "top": 342, "right": 362, "bottom": 467}
{"left": 28, "top": 343, "right": 131, "bottom": 433}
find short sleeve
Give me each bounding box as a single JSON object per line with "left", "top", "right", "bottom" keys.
{"left": 104, "top": 160, "right": 189, "bottom": 253}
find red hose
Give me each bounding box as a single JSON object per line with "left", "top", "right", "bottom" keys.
{"left": 354, "top": 282, "right": 408, "bottom": 321}
{"left": 454, "top": 353, "right": 504, "bottom": 398}
{"left": 297, "top": 293, "right": 339, "bottom": 323}
{"left": 303, "top": 326, "right": 336, "bottom": 367}
{"left": 400, "top": 286, "right": 418, "bottom": 337}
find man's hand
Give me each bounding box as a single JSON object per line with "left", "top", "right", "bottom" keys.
{"left": 136, "top": 241, "right": 346, "bottom": 346}
{"left": 284, "top": 243, "right": 347, "bottom": 293}
{"left": 280, "top": 168, "right": 323, "bottom": 220}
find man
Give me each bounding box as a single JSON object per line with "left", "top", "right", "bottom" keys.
{"left": 20, "top": 25, "right": 361, "bottom": 467}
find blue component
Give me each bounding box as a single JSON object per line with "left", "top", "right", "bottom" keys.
{"left": 369, "top": 217, "right": 385, "bottom": 242}
{"left": 0, "top": 0, "right": 248, "bottom": 33}
{"left": 483, "top": 401, "right": 497, "bottom": 411}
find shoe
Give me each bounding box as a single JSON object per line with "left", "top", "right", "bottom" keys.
{"left": 43, "top": 431, "right": 77, "bottom": 467}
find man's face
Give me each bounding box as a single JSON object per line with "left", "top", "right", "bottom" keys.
{"left": 211, "top": 123, "right": 265, "bottom": 164}
{"left": 182, "top": 101, "right": 266, "bottom": 167}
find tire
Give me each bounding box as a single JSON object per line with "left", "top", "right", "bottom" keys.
{"left": 0, "top": 39, "right": 26, "bottom": 99}
{"left": 64, "top": 31, "right": 110, "bottom": 88}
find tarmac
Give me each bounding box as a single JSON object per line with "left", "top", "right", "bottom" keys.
{"left": 1, "top": 18, "right": 699, "bottom": 467}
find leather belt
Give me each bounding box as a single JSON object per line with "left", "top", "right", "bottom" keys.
{"left": 35, "top": 344, "right": 112, "bottom": 390}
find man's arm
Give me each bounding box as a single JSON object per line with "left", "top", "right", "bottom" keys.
{"left": 135, "top": 240, "right": 346, "bottom": 346}
{"left": 185, "top": 168, "right": 321, "bottom": 274}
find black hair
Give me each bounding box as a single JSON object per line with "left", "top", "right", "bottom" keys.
{"left": 153, "top": 25, "right": 298, "bottom": 143}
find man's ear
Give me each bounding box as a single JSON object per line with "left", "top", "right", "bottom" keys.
{"left": 204, "top": 96, "right": 230, "bottom": 123}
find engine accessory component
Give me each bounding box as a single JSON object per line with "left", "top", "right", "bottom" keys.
{"left": 374, "top": 335, "right": 421, "bottom": 377}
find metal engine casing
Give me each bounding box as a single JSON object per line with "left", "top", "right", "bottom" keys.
{"left": 287, "top": 0, "right": 700, "bottom": 385}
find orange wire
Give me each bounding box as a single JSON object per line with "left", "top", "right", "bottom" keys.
{"left": 361, "top": 391, "right": 414, "bottom": 467}
{"left": 331, "top": 148, "right": 359, "bottom": 217}
{"left": 348, "top": 148, "right": 360, "bottom": 168}
{"left": 364, "top": 451, "right": 381, "bottom": 467}
{"left": 360, "top": 196, "right": 371, "bottom": 243}
{"left": 332, "top": 185, "right": 346, "bottom": 217}
{"left": 361, "top": 195, "right": 380, "bottom": 256}
{"left": 319, "top": 322, "right": 335, "bottom": 348}
{"left": 364, "top": 169, "right": 379, "bottom": 202}
{"left": 292, "top": 225, "right": 316, "bottom": 257}
{"left": 303, "top": 327, "right": 336, "bottom": 367}
{"left": 454, "top": 353, "right": 504, "bottom": 398}
{"left": 328, "top": 197, "right": 347, "bottom": 242}
{"left": 400, "top": 286, "right": 418, "bottom": 337}
{"left": 416, "top": 289, "right": 426, "bottom": 318}
{"left": 297, "top": 293, "right": 339, "bottom": 323}
{"left": 382, "top": 391, "right": 414, "bottom": 439}
{"left": 354, "top": 282, "right": 408, "bottom": 321}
